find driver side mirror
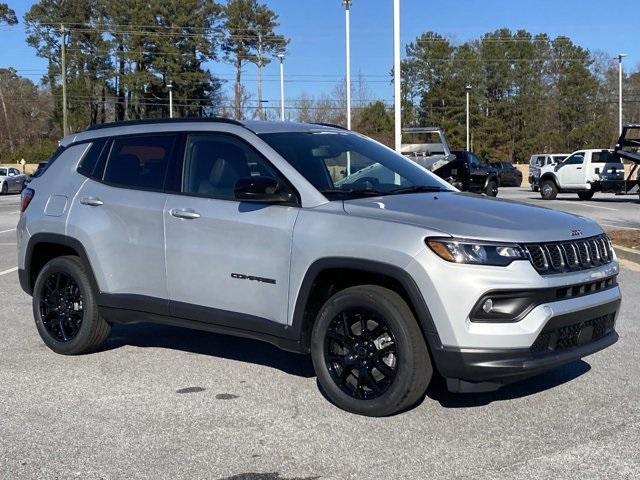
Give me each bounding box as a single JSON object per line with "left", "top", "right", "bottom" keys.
{"left": 234, "top": 176, "right": 292, "bottom": 203}
{"left": 554, "top": 164, "right": 561, "bottom": 172}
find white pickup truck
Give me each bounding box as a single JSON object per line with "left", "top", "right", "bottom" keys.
{"left": 538, "top": 149, "right": 628, "bottom": 200}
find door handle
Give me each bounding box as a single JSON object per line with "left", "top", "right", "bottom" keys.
{"left": 576, "top": 167, "right": 582, "bottom": 170}
{"left": 170, "top": 208, "right": 201, "bottom": 220}
{"left": 80, "top": 197, "right": 104, "bottom": 207}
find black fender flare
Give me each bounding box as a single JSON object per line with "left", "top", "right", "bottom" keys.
{"left": 290, "top": 257, "right": 443, "bottom": 353}
{"left": 21, "top": 233, "right": 100, "bottom": 296}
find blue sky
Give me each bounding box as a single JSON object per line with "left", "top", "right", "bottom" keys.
{"left": 1, "top": 0, "right": 638, "bottom": 107}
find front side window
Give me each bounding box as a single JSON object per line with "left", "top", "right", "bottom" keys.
{"left": 182, "top": 133, "right": 282, "bottom": 200}
{"left": 563, "top": 152, "right": 585, "bottom": 166}
{"left": 9, "top": 168, "right": 20, "bottom": 175}
{"left": 103, "top": 134, "right": 177, "bottom": 190}
{"left": 259, "top": 131, "right": 452, "bottom": 199}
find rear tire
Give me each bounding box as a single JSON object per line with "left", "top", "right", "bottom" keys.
{"left": 311, "top": 285, "right": 431, "bottom": 416}
{"left": 577, "top": 191, "right": 594, "bottom": 201}
{"left": 33, "top": 256, "right": 110, "bottom": 355}
{"left": 485, "top": 179, "right": 499, "bottom": 197}
{"left": 540, "top": 179, "right": 558, "bottom": 200}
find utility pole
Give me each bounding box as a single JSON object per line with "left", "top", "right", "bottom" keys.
{"left": 617, "top": 53, "right": 627, "bottom": 135}
{"left": 465, "top": 84, "right": 472, "bottom": 151}
{"left": 257, "top": 32, "right": 264, "bottom": 120}
{"left": 168, "top": 83, "right": 173, "bottom": 118}
{"left": 278, "top": 54, "right": 285, "bottom": 121}
{"left": 393, "top": 0, "right": 401, "bottom": 152}
{"left": 60, "top": 25, "right": 68, "bottom": 136}
{"left": 343, "top": 0, "right": 352, "bottom": 130}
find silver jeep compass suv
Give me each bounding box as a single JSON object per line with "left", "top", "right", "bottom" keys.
{"left": 17, "top": 119, "right": 621, "bottom": 416}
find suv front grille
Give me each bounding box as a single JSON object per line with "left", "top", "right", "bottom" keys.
{"left": 523, "top": 234, "right": 613, "bottom": 274}
{"left": 530, "top": 313, "right": 615, "bottom": 353}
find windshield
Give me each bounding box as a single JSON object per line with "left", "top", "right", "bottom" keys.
{"left": 259, "top": 131, "right": 453, "bottom": 199}
{"left": 552, "top": 155, "right": 567, "bottom": 163}
{"left": 0, "top": 168, "right": 6, "bottom": 176}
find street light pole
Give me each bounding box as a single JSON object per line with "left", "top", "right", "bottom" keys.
{"left": 278, "top": 54, "right": 285, "bottom": 121}
{"left": 465, "top": 84, "right": 471, "bottom": 151}
{"left": 343, "top": 0, "right": 352, "bottom": 130}
{"left": 617, "top": 53, "right": 627, "bottom": 135}
{"left": 393, "top": 0, "right": 401, "bottom": 152}
{"left": 60, "top": 25, "right": 68, "bottom": 136}
{"left": 168, "top": 83, "right": 173, "bottom": 119}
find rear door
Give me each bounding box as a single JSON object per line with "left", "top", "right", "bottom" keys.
{"left": 67, "top": 133, "right": 177, "bottom": 305}
{"left": 164, "top": 131, "right": 299, "bottom": 327}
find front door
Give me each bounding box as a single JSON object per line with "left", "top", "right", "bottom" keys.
{"left": 164, "top": 132, "right": 299, "bottom": 328}
{"left": 557, "top": 151, "right": 585, "bottom": 187}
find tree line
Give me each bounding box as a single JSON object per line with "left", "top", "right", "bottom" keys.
{"left": 1, "top": 1, "right": 639, "bottom": 164}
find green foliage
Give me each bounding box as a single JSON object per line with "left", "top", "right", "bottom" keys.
{"left": 222, "top": 0, "right": 288, "bottom": 119}
{"left": 0, "top": 3, "right": 17, "bottom": 25}
{"left": 401, "top": 29, "right": 624, "bottom": 162}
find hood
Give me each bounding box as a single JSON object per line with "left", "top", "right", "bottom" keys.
{"left": 343, "top": 192, "right": 602, "bottom": 243}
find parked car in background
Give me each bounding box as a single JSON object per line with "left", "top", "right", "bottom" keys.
{"left": 538, "top": 149, "right": 625, "bottom": 200}
{"left": 435, "top": 150, "right": 500, "bottom": 196}
{"left": 528, "top": 154, "right": 569, "bottom": 191}
{"left": 0, "top": 166, "right": 27, "bottom": 194}
{"left": 491, "top": 160, "right": 523, "bottom": 187}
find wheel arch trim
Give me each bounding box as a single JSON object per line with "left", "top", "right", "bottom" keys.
{"left": 290, "top": 257, "right": 443, "bottom": 352}
{"left": 21, "top": 233, "right": 100, "bottom": 296}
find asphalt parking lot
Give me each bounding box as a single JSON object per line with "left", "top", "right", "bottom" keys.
{"left": 499, "top": 186, "right": 640, "bottom": 231}
{"left": 1, "top": 192, "right": 639, "bottom": 480}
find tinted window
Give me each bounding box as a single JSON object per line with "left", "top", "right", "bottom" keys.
{"left": 552, "top": 155, "right": 567, "bottom": 163}
{"left": 0, "top": 168, "right": 6, "bottom": 176}
{"left": 592, "top": 151, "right": 622, "bottom": 163}
{"left": 260, "top": 131, "right": 452, "bottom": 199}
{"left": 9, "top": 168, "right": 20, "bottom": 175}
{"left": 77, "top": 139, "right": 107, "bottom": 178}
{"left": 564, "top": 153, "right": 584, "bottom": 165}
{"left": 104, "top": 134, "right": 177, "bottom": 190}
{"left": 183, "top": 133, "right": 281, "bottom": 199}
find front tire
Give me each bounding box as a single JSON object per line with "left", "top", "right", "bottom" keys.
{"left": 540, "top": 179, "right": 558, "bottom": 200}
{"left": 33, "top": 256, "right": 110, "bottom": 355}
{"left": 1, "top": 182, "right": 7, "bottom": 195}
{"left": 311, "top": 285, "right": 431, "bottom": 416}
{"left": 577, "top": 191, "right": 594, "bottom": 201}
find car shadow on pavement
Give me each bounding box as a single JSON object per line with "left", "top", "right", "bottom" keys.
{"left": 426, "top": 360, "right": 591, "bottom": 408}
{"left": 102, "top": 323, "right": 316, "bottom": 378}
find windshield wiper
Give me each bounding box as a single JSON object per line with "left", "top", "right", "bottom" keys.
{"left": 387, "top": 185, "right": 451, "bottom": 195}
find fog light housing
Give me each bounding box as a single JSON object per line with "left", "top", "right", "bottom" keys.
{"left": 482, "top": 299, "right": 494, "bottom": 313}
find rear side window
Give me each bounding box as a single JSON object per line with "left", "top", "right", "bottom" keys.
{"left": 592, "top": 151, "right": 622, "bottom": 163}
{"left": 31, "top": 145, "right": 66, "bottom": 179}
{"left": 77, "top": 139, "right": 107, "bottom": 178}
{"left": 103, "top": 134, "right": 178, "bottom": 190}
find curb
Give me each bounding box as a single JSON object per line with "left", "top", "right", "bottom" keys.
{"left": 613, "top": 244, "right": 640, "bottom": 265}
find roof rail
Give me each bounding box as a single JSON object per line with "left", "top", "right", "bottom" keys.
{"left": 310, "top": 122, "right": 348, "bottom": 131}
{"left": 86, "top": 117, "right": 244, "bottom": 131}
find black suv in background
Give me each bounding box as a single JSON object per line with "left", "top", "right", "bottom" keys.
{"left": 491, "top": 160, "right": 523, "bottom": 187}
{"left": 433, "top": 150, "right": 499, "bottom": 196}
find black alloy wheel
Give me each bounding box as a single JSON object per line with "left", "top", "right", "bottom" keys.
{"left": 39, "top": 272, "right": 84, "bottom": 342}
{"left": 324, "top": 308, "right": 397, "bottom": 400}
{"left": 33, "top": 256, "right": 111, "bottom": 354}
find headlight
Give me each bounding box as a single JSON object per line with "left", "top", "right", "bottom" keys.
{"left": 426, "top": 238, "right": 526, "bottom": 266}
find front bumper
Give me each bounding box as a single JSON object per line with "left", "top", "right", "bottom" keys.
{"left": 433, "top": 299, "right": 619, "bottom": 392}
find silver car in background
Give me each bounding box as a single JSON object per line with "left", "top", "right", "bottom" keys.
{"left": 0, "top": 166, "right": 27, "bottom": 194}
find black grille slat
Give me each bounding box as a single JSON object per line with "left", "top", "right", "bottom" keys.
{"left": 524, "top": 235, "right": 613, "bottom": 275}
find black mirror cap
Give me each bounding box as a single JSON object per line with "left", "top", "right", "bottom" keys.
{"left": 234, "top": 176, "right": 292, "bottom": 203}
